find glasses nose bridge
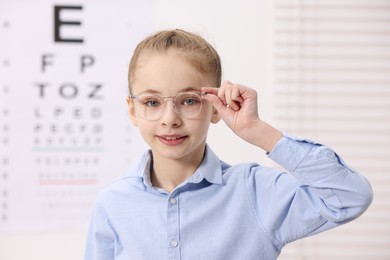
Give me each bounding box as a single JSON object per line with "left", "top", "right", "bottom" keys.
{"left": 161, "top": 95, "right": 179, "bottom": 113}
{"left": 162, "top": 96, "right": 175, "bottom": 102}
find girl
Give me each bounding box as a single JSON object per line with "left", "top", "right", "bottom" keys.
{"left": 84, "top": 29, "right": 372, "bottom": 259}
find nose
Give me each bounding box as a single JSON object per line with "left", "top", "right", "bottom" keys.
{"left": 160, "top": 99, "right": 182, "bottom": 127}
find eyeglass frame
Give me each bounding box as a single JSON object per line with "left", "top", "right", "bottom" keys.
{"left": 129, "top": 90, "right": 207, "bottom": 121}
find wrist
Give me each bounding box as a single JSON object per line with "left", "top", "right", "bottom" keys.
{"left": 251, "top": 120, "right": 283, "bottom": 153}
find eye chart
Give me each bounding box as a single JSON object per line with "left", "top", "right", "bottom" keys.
{"left": 0, "top": 0, "right": 152, "bottom": 231}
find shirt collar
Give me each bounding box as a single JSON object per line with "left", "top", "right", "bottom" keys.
{"left": 125, "top": 145, "right": 223, "bottom": 186}
{"left": 195, "top": 145, "right": 223, "bottom": 185}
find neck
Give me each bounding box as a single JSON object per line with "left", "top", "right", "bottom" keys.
{"left": 151, "top": 146, "right": 206, "bottom": 193}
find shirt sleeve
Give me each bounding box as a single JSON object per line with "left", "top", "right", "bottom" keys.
{"left": 84, "top": 202, "right": 116, "bottom": 260}
{"left": 247, "top": 134, "right": 373, "bottom": 249}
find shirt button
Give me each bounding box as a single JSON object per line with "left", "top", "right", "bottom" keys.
{"left": 169, "top": 198, "right": 177, "bottom": 205}
{"left": 169, "top": 239, "right": 178, "bottom": 248}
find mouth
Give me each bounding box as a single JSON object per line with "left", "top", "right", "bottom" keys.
{"left": 157, "top": 135, "right": 187, "bottom": 145}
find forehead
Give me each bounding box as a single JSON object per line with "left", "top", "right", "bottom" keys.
{"left": 131, "top": 50, "right": 213, "bottom": 94}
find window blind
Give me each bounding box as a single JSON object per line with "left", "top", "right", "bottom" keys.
{"left": 272, "top": 1, "right": 390, "bottom": 259}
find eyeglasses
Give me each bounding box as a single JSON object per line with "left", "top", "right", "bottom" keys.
{"left": 130, "top": 91, "right": 206, "bottom": 121}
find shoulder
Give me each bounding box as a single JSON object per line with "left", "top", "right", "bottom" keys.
{"left": 95, "top": 176, "right": 137, "bottom": 203}
{"left": 222, "top": 160, "right": 290, "bottom": 187}
{"left": 95, "top": 151, "right": 151, "bottom": 204}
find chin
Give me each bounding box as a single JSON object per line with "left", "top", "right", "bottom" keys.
{"left": 153, "top": 144, "right": 204, "bottom": 161}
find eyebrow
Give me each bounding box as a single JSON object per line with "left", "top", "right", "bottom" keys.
{"left": 180, "top": 86, "right": 202, "bottom": 92}
{"left": 137, "top": 86, "right": 202, "bottom": 95}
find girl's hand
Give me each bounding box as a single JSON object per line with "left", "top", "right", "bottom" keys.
{"left": 202, "top": 81, "right": 283, "bottom": 152}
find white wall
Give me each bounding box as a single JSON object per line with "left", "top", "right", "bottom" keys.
{"left": 0, "top": 1, "right": 276, "bottom": 259}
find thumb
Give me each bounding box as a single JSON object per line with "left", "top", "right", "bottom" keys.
{"left": 201, "top": 87, "right": 227, "bottom": 113}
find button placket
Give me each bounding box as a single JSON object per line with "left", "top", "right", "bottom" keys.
{"left": 167, "top": 194, "right": 180, "bottom": 259}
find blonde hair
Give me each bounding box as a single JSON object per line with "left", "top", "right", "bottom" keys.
{"left": 128, "top": 29, "right": 222, "bottom": 93}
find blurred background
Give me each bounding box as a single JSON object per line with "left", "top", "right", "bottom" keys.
{"left": 0, "top": 0, "right": 389, "bottom": 259}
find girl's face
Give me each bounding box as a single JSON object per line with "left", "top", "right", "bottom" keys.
{"left": 127, "top": 49, "right": 220, "bottom": 163}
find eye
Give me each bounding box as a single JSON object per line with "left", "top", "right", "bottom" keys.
{"left": 145, "top": 99, "right": 161, "bottom": 107}
{"left": 179, "top": 93, "right": 201, "bottom": 106}
{"left": 183, "top": 97, "right": 200, "bottom": 106}
{"left": 137, "top": 95, "right": 162, "bottom": 108}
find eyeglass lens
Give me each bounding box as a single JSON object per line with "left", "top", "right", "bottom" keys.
{"left": 134, "top": 92, "right": 203, "bottom": 121}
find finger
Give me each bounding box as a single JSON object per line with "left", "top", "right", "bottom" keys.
{"left": 229, "top": 87, "right": 244, "bottom": 111}
{"left": 224, "top": 83, "right": 232, "bottom": 106}
{"left": 202, "top": 82, "right": 240, "bottom": 110}
{"left": 201, "top": 90, "right": 227, "bottom": 112}
{"left": 224, "top": 84, "right": 241, "bottom": 111}
{"left": 201, "top": 87, "right": 219, "bottom": 96}
{"left": 231, "top": 87, "right": 244, "bottom": 104}
{"left": 217, "top": 80, "right": 231, "bottom": 105}
{"left": 201, "top": 87, "right": 226, "bottom": 109}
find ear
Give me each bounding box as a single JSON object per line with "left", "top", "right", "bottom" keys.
{"left": 210, "top": 106, "right": 221, "bottom": 124}
{"left": 126, "top": 96, "right": 139, "bottom": 127}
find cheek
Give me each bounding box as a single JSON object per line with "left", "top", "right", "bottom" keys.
{"left": 137, "top": 122, "right": 155, "bottom": 140}
{"left": 198, "top": 123, "right": 211, "bottom": 138}
{"left": 191, "top": 117, "right": 212, "bottom": 137}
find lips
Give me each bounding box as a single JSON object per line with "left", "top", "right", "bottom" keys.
{"left": 157, "top": 135, "right": 187, "bottom": 145}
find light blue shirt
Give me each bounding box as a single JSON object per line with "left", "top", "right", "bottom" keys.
{"left": 84, "top": 135, "right": 372, "bottom": 260}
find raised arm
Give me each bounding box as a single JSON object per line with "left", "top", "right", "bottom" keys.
{"left": 202, "top": 81, "right": 373, "bottom": 246}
